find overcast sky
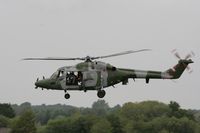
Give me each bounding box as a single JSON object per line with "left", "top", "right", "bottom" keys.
{"left": 0, "top": 0, "right": 199, "bottom": 109}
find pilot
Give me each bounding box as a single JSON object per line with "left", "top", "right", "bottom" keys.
{"left": 66, "top": 72, "right": 70, "bottom": 85}
{"left": 69, "top": 72, "right": 78, "bottom": 85}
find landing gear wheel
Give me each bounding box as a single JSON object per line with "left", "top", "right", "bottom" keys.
{"left": 64, "top": 93, "right": 70, "bottom": 99}
{"left": 97, "top": 90, "right": 106, "bottom": 98}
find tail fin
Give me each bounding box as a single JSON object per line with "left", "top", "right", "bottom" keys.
{"left": 164, "top": 59, "right": 193, "bottom": 79}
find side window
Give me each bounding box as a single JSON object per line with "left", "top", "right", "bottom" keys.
{"left": 66, "top": 72, "right": 78, "bottom": 85}
{"left": 65, "top": 71, "right": 83, "bottom": 86}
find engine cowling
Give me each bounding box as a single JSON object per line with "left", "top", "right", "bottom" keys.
{"left": 107, "top": 64, "right": 117, "bottom": 71}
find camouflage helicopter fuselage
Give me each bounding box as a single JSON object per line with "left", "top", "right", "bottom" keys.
{"left": 35, "top": 59, "right": 193, "bottom": 99}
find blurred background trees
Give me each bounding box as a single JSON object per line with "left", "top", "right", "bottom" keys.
{"left": 0, "top": 100, "right": 200, "bottom": 133}
{"left": 11, "top": 109, "right": 36, "bottom": 133}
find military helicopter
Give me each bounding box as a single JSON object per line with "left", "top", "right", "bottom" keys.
{"left": 23, "top": 49, "right": 194, "bottom": 99}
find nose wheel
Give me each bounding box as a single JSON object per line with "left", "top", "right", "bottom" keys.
{"left": 64, "top": 93, "right": 70, "bottom": 99}
{"left": 97, "top": 90, "right": 106, "bottom": 98}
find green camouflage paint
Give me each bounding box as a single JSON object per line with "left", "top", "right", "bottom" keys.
{"left": 34, "top": 59, "right": 193, "bottom": 98}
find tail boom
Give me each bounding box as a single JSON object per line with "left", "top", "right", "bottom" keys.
{"left": 163, "top": 59, "right": 193, "bottom": 79}
{"left": 117, "top": 59, "right": 193, "bottom": 84}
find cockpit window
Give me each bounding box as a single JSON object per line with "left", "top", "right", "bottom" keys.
{"left": 50, "top": 71, "right": 59, "bottom": 79}
{"left": 60, "top": 71, "right": 64, "bottom": 77}
{"left": 50, "top": 70, "right": 66, "bottom": 79}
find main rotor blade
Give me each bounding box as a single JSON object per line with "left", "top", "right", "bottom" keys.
{"left": 23, "top": 49, "right": 151, "bottom": 61}
{"left": 23, "top": 57, "right": 84, "bottom": 61}
{"left": 91, "top": 49, "right": 151, "bottom": 60}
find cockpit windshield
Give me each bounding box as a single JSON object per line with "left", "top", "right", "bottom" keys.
{"left": 50, "top": 71, "right": 59, "bottom": 79}
{"left": 50, "top": 70, "right": 65, "bottom": 79}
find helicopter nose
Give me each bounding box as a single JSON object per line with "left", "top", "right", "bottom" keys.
{"left": 35, "top": 80, "right": 46, "bottom": 88}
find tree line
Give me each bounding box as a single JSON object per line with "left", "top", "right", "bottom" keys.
{"left": 0, "top": 100, "right": 200, "bottom": 133}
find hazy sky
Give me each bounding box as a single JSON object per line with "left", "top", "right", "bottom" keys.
{"left": 0, "top": 0, "right": 199, "bottom": 109}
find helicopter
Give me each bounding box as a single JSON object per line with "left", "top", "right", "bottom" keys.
{"left": 23, "top": 49, "right": 194, "bottom": 99}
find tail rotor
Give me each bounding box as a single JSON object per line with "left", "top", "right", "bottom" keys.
{"left": 171, "top": 49, "right": 195, "bottom": 73}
